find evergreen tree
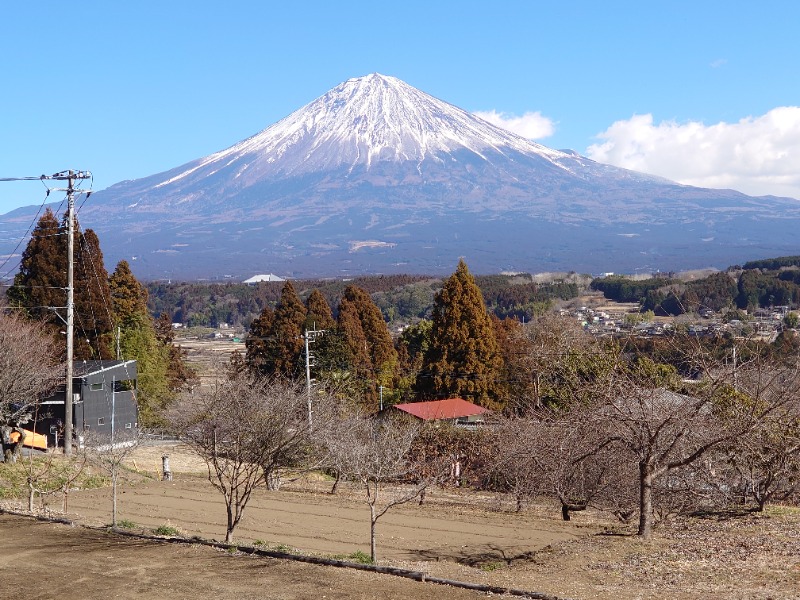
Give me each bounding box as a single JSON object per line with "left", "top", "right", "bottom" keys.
{"left": 9, "top": 210, "right": 114, "bottom": 359}
{"left": 304, "top": 289, "right": 335, "bottom": 331}
{"left": 417, "top": 259, "right": 504, "bottom": 409}
{"left": 337, "top": 296, "right": 371, "bottom": 375}
{"left": 109, "top": 260, "right": 149, "bottom": 326}
{"left": 253, "top": 281, "right": 307, "bottom": 378}
{"left": 245, "top": 306, "right": 276, "bottom": 375}
{"left": 109, "top": 260, "right": 174, "bottom": 426}
{"left": 7, "top": 209, "right": 65, "bottom": 327}
{"left": 154, "top": 312, "right": 196, "bottom": 394}
{"left": 74, "top": 228, "right": 113, "bottom": 359}
{"left": 273, "top": 281, "right": 307, "bottom": 377}
{"left": 336, "top": 285, "right": 398, "bottom": 408}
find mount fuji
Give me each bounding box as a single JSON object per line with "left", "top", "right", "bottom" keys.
{"left": 2, "top": 73, "right": 799, "bottom": 279}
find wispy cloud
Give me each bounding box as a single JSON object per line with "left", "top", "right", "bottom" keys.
{"left": 473, "top": 110, "right": 555, "bottom": 140}
{"left": 710, "top": 58, "right": 727, "bottom": 68}
{"left": 586, "top": 107, "right": 800, "bottom": 200}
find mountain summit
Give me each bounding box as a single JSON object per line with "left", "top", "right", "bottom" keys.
{"left": 2, "top": 74, "right": 799, "bottom": 279}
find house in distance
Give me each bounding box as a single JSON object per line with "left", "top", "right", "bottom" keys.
{"left": 393, "top": 398, "right": 488, "bottom": 427}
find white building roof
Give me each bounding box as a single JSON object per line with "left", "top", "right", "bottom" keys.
{"left": 243, "top": 273, "right": 286, "bottom": 284}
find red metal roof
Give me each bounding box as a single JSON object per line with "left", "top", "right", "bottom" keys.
{"left": 393, "top": 398, "right": 488, "bottom": 421}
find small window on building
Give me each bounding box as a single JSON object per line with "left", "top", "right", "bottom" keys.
{"left": 97, "top": 417, "right": 105, "bottom": 425}
{"left": 125, "top": 423, "right": 132, "bottom": 429}
{"left": 90, "top": 382, "right": 103, "bottom": 391}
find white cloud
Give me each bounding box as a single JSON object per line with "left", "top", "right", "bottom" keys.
{"left": 586, "top": 107, "right": 800, "bottom": 200}
{"left": 473, "top": 110, "right": 555, "bottom": 140}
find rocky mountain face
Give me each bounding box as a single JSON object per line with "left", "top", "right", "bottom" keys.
{"left": 2, "top": 73, "right": 799, "bottom": 280}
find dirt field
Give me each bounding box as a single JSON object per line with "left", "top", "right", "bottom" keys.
{"left": 3, "top": 443, "right": 800, "bottom": 599}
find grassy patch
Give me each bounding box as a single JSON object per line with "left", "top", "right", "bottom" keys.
{"left": 330, "top": 550, "right": 374, "bottom": 564}
{"left": 0, "top": 457, "right": 107, "bottom": 499}
{"left": 764, "top": 504, "right": 800, "bottom": 518}
{"left": 480, "top": 561, "right": 504, "bottom": 572}
{"left": 153, "top": 524, "right": 181, "bottom": 536}
{"left": 346, "top": 550, "right": 373, "bottom": 564}
{"left": 116, "top": 519, "right": 137, "bottom": 529}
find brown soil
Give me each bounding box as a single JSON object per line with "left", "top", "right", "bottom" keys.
{"left": 3, "top": 443, "right": 799, "bottom": 599}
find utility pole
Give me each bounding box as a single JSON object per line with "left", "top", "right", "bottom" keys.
{"left": 64, "top": 172, "right": 76, "bottom": 455}
{"left": 52, "top": 171, "right": 91, "bottom": 455}
{"left": 302, "top": 327, "right": 325, "bottom": 427}
{"left": 0, "top": 169, "right": 91, "bottom": 454}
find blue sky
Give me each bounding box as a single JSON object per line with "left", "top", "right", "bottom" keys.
{"left": 1, "top": 1, "right": 799, "bottom": 213}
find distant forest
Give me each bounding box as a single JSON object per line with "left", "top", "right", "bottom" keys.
{"left": 146, "top": 273, "right": 585, "bottom": 328}
{"left": 591, "top": 263, "right": 800, "bottom": 315}
{"left": 141, "top": 256, "right": 800, "bottom": 328}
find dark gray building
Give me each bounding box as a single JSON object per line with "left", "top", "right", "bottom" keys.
{"left": 36, "top": 360, "right": 138, "bottom": 447}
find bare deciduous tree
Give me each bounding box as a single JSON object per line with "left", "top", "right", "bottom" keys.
{"left": 716, "top": 359, "right": 800, "bottom": 511}
{"left": 599, "top": 339, "right": 797, "bottom": 538}
{"left": 171, "top": 374, "right": 314, "bottom": 543}
{"left": 0, "top": 311, "right": 61, "bottom": 462}
{"left": 318, "top": 412, "right": 445, "bottom": 562}
{"left": 492, "top": 406, "right": 635, "bottom": 521}
{"left": 86, "top": 428, "right": 140, "bottom": 527}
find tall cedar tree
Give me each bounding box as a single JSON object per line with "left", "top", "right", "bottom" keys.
{"left": 336, "top": 285, "right": 398, "bottom": 407}
{"left": 9, "top": 210, "right": 114, "bottom": 359}
{"left": 270, "top": 281, "right": 308, "bottom": 378}
{"left": 417, "top": 259, "right": 504, "bottom": 409}
{"left": 7, "top": 209, "right": 64, "bottom": 325}
{"left": 154, "top": 313, "right": 196, "bottom": 394}
{"left": 109, "top": 260, "right": 149, "bottom": 326}
{"left": 73, "top": 227, "right": 114, "bottom": 359}
{"left": 305, "top": 289, "right": 336, "bottom": 331}
{"left": 246, "top": 306, "right": 276, "bottom": 375}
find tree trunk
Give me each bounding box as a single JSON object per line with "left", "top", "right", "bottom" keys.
{"left": 226, "top": 505, "right": 235, "bottom": 544}
{"left": 330, "top": 471, "right": 340, "bottom": 494}
{"left": 638, "top": 461, "right": 654, "bottom": 538}
{"left": 28, "top": 482, "right": 35, "bottom": 512}
{"left": 112, "top": 465, "right": 118, "bottom": 527}
{"left": 369, "top": 505, "right": 377, "bottom": 563}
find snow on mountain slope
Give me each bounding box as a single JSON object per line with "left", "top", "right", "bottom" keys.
{"left": 158, "top": 73, "right": 570, "bottom": 187}
{"left": 2, "top": 73, "right": 799, "bottom": 280}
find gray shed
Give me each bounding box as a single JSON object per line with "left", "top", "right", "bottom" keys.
{"left": 36, "top": 360, "right": 138, "bottom": 447}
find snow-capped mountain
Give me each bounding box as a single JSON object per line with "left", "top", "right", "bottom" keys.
{"left": 2, "top": 73, "right": 799, "bottom": 279}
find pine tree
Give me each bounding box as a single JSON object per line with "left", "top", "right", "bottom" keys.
{"left": 418, "top": 259, "right": 504, "bottom": 409}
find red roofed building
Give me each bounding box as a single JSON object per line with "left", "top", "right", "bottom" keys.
{"left": 393, "top": 398, "right": 488, "bottom": 426}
